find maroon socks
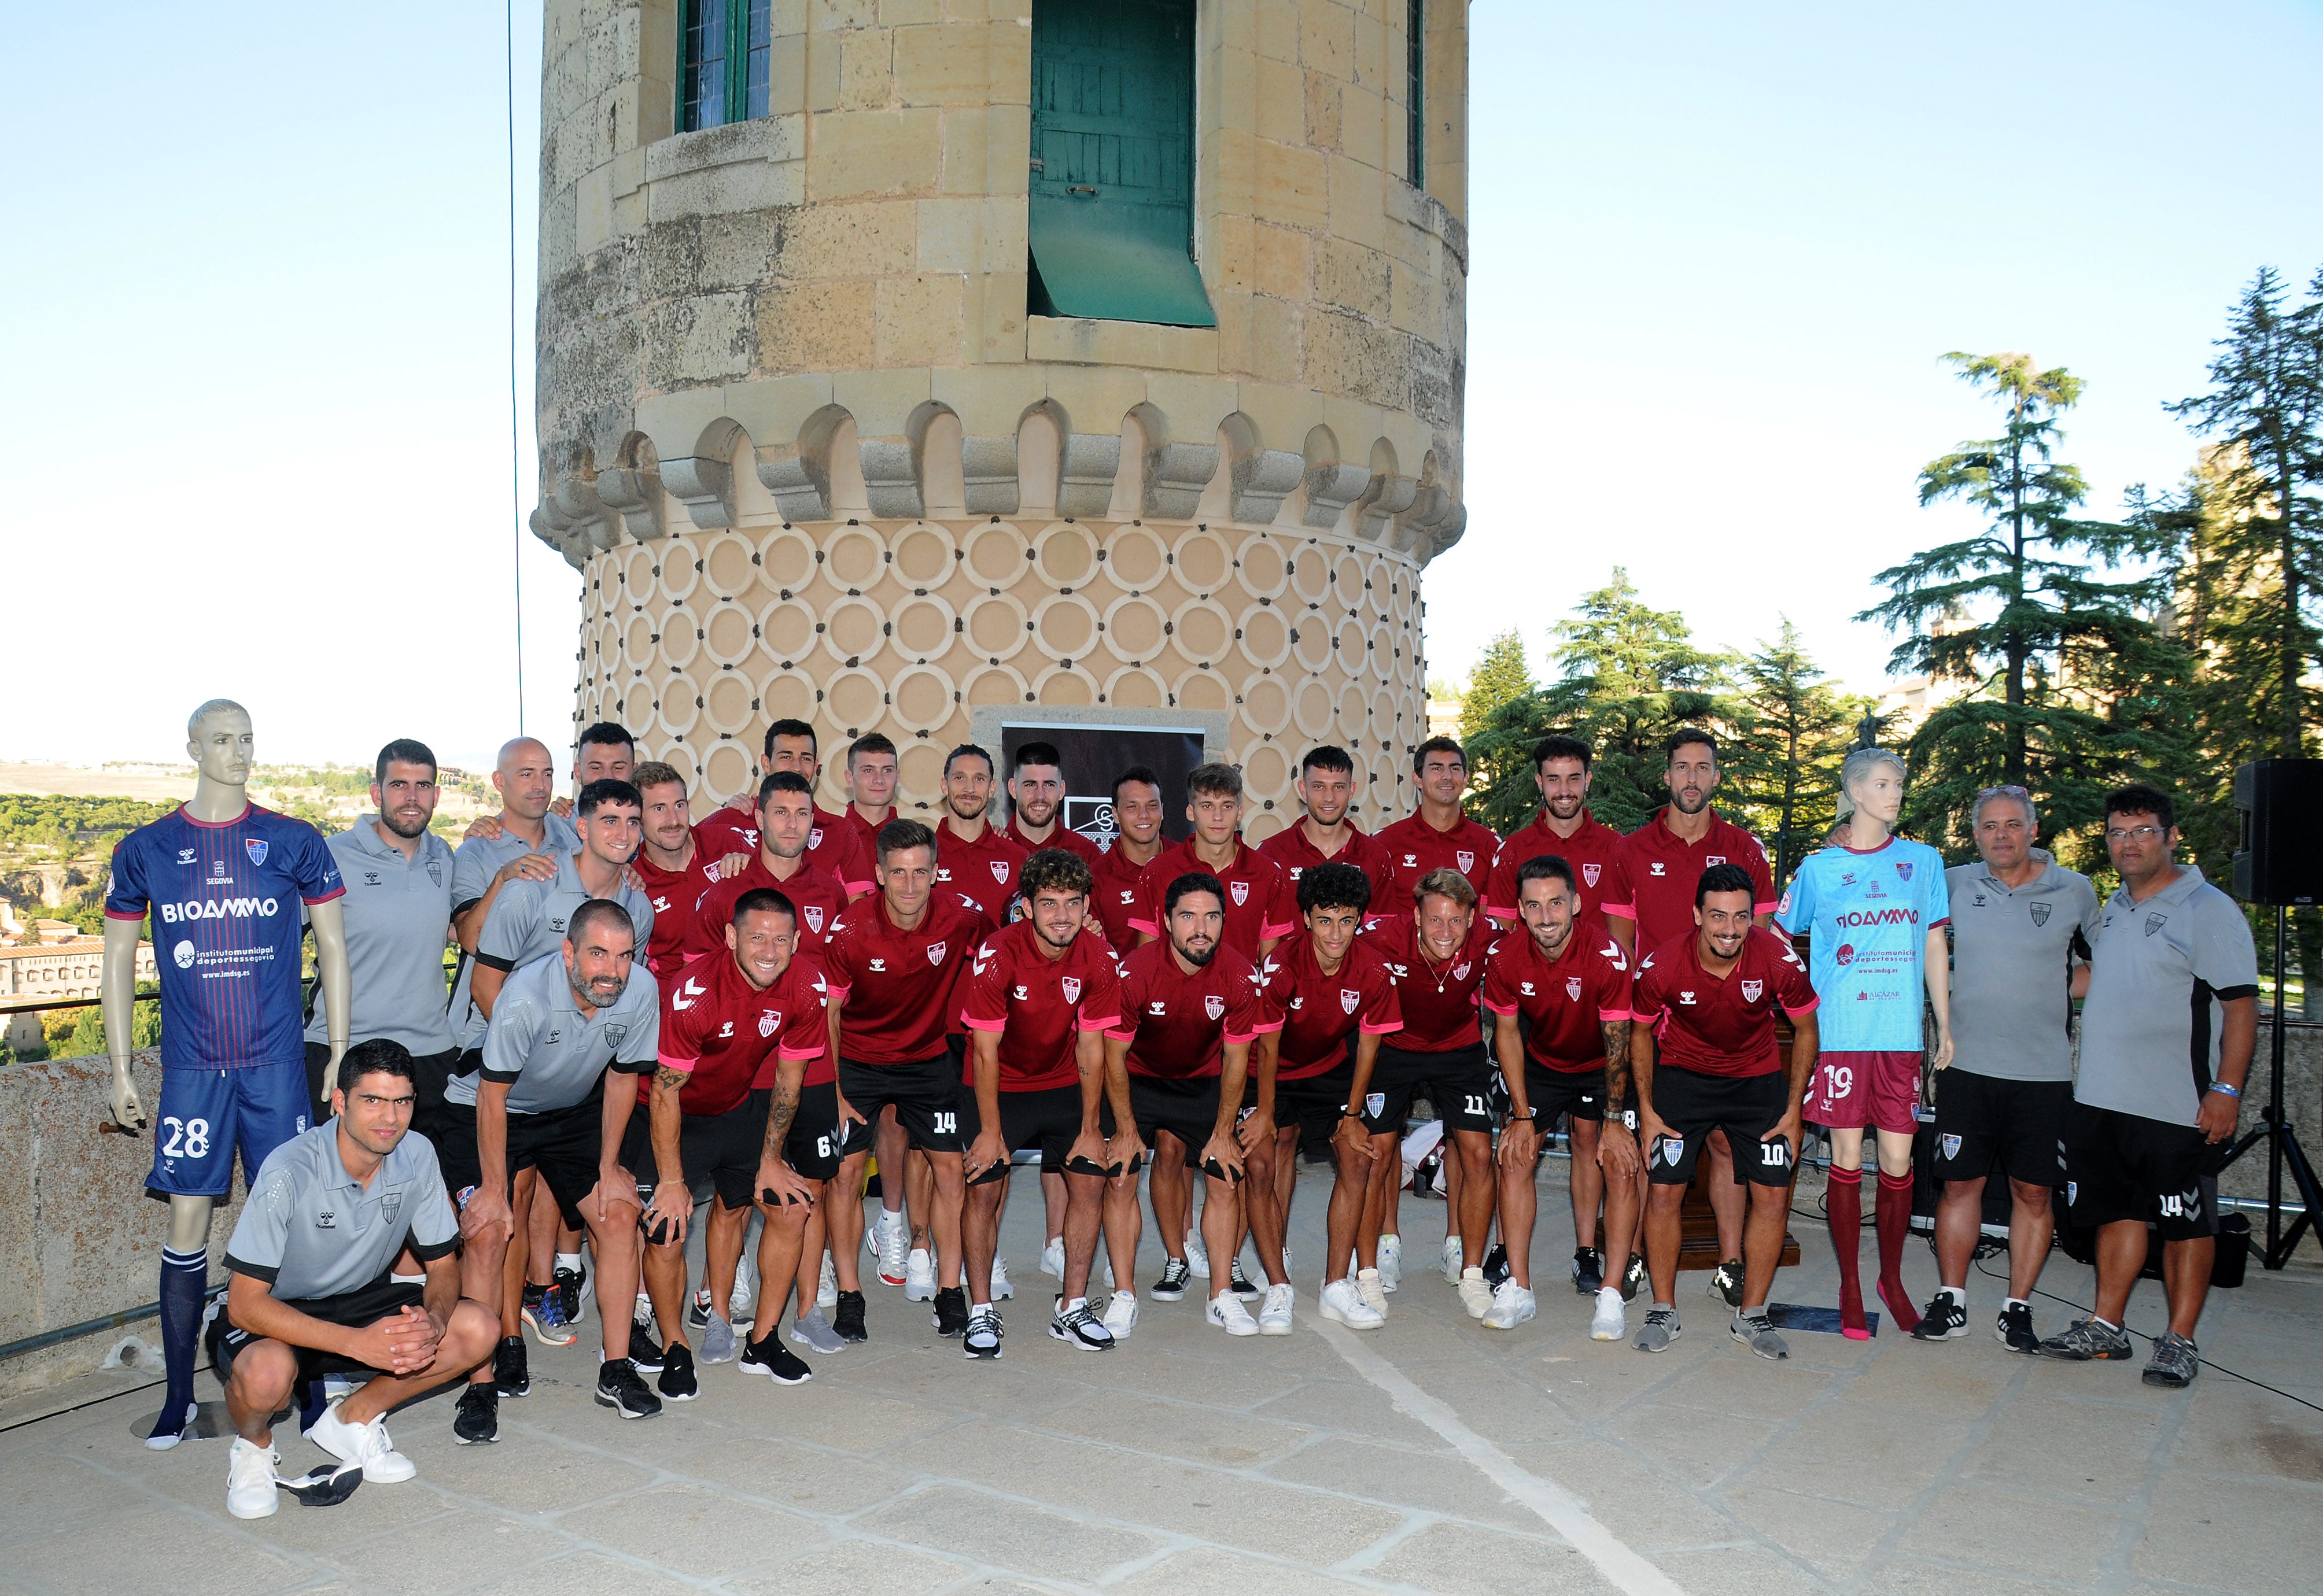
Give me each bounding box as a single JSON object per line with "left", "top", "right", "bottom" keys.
{"left": 1875, "top": 1170, "right": 1920, "bottom": 1335}
{"left": 1827, "top": 1166, "right": 1867, "bottom": 1339}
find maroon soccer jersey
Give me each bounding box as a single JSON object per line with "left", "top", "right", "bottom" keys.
{"left": 1621, "top": 807, "right": 1776, "bottom": 951}
{"left": 685, "top": 856, "right": 849, "bottom": 963}
{"left": 957, "top": 918, "right": 1124, "bottom": 1092}
{"left": 696, "top": 802, "right": 873, "bottom": 895}
{"left": 1258, "top": 821, "right": 1392, "bottom": 911}
{"left": 1257, "top": 934, "right": 1402, "bottom": 1080}
{"left": 1089, "top": 840, "right": 1168, "bottom": 956}
{"left": 1001, "top": 816, "right": 1105, "bottom": 869}
{"left": 1481, "top": 926, "right": 1633, "bottom": 1073}
{"left": 1485, "top": 809, "right": 1638, "bottom": 928}
{"left": 1360, "top": 910, "right": 1497, "bottom": 1053}
{"left": 1109, "top": 940, "right": 1265, "bottom": 1081}
{"left": 632, "top": 848, "right": 722, "bottom": 978}
{"left": 823, "top": 892, "right": 993, "bottom": 1065}
{"left": 1127, "top": 838, "right": 1297, "bottom": 958}
{"left": 1630, "top": 926, "right": 1817, "bottom": 1079}
{"left": 934, "top": 817, "right": 1029, "bottom": 921}
{"left": 650, "top": 948, "right": 829, "bottom": 1113}
{"left": 1374, "top": 810, "right": 1500, "bottom": 911}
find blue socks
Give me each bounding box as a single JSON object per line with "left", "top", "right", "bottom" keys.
{"left": 148, "top": 1247, "right": 208, "bottom": 1447}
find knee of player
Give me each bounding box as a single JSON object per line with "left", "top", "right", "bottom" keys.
{"left": 227, "top": 1339, "right": 298, "bottom": 1406}
{"left": 2007, "top": 1178, "right": 2054, "bottom": 1208}
{"left": 444, "top": 1299, "right": 500, "bottom": 1357}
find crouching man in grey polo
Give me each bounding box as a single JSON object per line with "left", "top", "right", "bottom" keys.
{"left": 217, "top": 1039, "right": 496, "bottom": 1520}
{"left": 2040, "top": 784, "right": 2258, "bottom": 1387}
{"left": 438, "top": 900, "right": 662, "bottom": 1440}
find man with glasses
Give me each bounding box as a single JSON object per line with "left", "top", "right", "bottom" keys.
{"left": 1916, "top": 786, "right": 2099, "bottom": 1349}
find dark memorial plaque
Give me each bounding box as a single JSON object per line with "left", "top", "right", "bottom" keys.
{"left": 1000, "top": 722, "right": 1205, "bottom": 844}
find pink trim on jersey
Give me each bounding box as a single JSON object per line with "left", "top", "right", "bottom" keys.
{"left": 303, "top": 886, "right": 347, "bottom": 905}
{"left": 1358, "top": 1017, "right": 1402, "bottom": 1034}
{"left": 657, "top": 1052, "right": 701, "bottom": 1075}
{"left": 104, "top": 907, "right": 145, "bottom": 921}
{"left": 776, "top": 1041, "right": 824, "bottom": 1062}
{"left": 960, "top": 1014, "right": 1008, "bottom": 1033}
{"left": 178, "top": 803, "right": 256, "bottom": 830}
{"left": 1260, "top": 917, "right": 1296, "bottom": 940}
{"left": 1781, "top": 995, "right": 1822, "bottom": 1016}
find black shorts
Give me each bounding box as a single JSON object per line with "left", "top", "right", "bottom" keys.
{"left": 617, "top": 1088, "right": 769, "bottom": 1211}
{"left": 1933, "top": 1069, "right": 2068, "bottom": 1188}
{"left": 436, "top": 1088, "right": 614, "bottom": 1228}
{"left": 1249, "top": 1065, "right": 1356, "bottom": 1140}
{"left": 1104, "top": 1074, "right": 1224, "bottom": 1169}
{"left": 961, "top": 1084, "right": 1088, "bottom": 1184}
{"left": 1362, "top": 1043, "right": 1495, "bottom": 1135}
{"left": 1647, "top": 1066, "right": 1795, "bottom": 1187}
{"left": 305, "top": 1043, "right": 460, "bottom": 1141}
{"left": 2064, "top": 1099, "right": 2216, "bottom": 1242}
{"left": 220, "top": 1272, "right": 424, "bottom": 1385}
{"left": 1518, "top": 1063, "right": 1610, "bottom": 1128}
{"left": 786, "top": 1081, "right": 845, "bottom": 1181}
{"left": 838, "top": 1055, "right": 964, "bottom": 1154}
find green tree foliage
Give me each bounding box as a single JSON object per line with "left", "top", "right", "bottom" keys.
{"left": 1721, "top": 620, "right": 1869, "bottom": 891}
{"left": 47, "top": 1000, "right": 163, "bottom": 1059}
{"left": 1458, "top": 630, "right": 1536, "bottom": 744}
{"left": 0, "top": 795, "right": 175, "bottom": 855}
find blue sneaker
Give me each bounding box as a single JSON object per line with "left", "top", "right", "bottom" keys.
{"left": 521, "top": 1284, "right": 576, "bottom": 1347}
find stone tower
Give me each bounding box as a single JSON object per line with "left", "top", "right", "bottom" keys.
{"left": 529, "top": 0, "right": 1469, "bottom": 837}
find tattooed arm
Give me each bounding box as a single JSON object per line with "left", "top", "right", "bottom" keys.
{"left": 641, "top": 1065, "right": 694, "bottom": 1242}
{"left": 1598, "top": 1019, "right": 1640, "bottom": 1180}
{"left": 755, "top": 1055, "right": 816, "bottom": 1207}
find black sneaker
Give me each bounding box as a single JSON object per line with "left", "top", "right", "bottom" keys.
{"left": 1709, "top": 1257, "right": 1745, "bottom": 1308}
{"left": 1571, "top": 1246, "right": 1603, "bottom": 1295}
{"left": 452, "top": 1383, "right": 499, "bottom": 1444}
{"left": 685, "top": 1292, "right": 712, "bottom": 1335}
{"left": 552, "top": 1262, "right": 586, "bottom": 1327}
{"left": 833, "top": 1290, "right": 868, "bottom": 1343}
{"left": 594, "top": 1356, "right": 662, "bottom": 1418}
{"left": 1620, "top": 1253, "right": 1647, "bottom": 1302}
{"left": 1049, "top": 1300, "right": 1115, "bottom": 1352}
{"left": 1227, "top": 1261, "right": 1262, "bottom": 1301}
{"left": 493, "top": 1334, "right": 530, "bottom": 1398}
{"left": 2038, "top": 1317, "right": 2134, "bottom": 1362}
{"left": 1911, "top": 1292, "right": 1968, "bottom": 1342}
{"left": 1996, "top": 1302, "right": 2040, "bottom": 1354}
{"left": 963, "top": 1306, "right": 1004, "bottom": 1359}
{"left": 626, "top": 1309, "right": 665, "bottom": 1375}
{"left": 657, "top": 1342, "right": 698, "bottom": 1402}
{"left": 1151, "top": 1257, "right": 1192, "bottom": 1302}
{"left": 931, "top": 1285, "right": 970, "bottom": 1337}
{"left": 740, "top": 1329, "right": 812, "bottom": 1385}
{"left": 1482, "top": 1243, "right": 1511, "bottom": 1289}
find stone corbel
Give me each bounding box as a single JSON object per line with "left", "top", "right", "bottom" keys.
{"left": 1143, "top": 441, "right": 1220, "bottom": 520}
{"left": 1300, "top": 461, "right": 1373, "bottom": 530}
{"left": 961, "top": 435, "right": 1020, "bottom": 516}
{"left": 753, "top": 448, "right": 828, "bottom": 523}
{"left": 594, "top": 466, "right": 668, "bottom": 542}
{"left": 1229, "top": 449, "right": 1304, "bottom": 526}
{"left": 1352, "top": 472, "right": 1418, "bottom": 542}
{"left": 1056, "top": 433, "right": 1121, "bottom": 519}
{"left": 1424, "top": 503, "right": 1467, "bottom": 560}
{"left": 528, "top": 503, "right": 588, "bottom": 568}
{"left": 857, "top": 436, "right": 925, "bottom": 520}
{"left": 1393, "top": 483, "right": 1454, "bottom": 556}
{"left": 660, "top": 456, "right": 736, "bottom": 529}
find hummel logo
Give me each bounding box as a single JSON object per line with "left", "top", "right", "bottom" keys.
{"left": 868, "top": 958, "right": 886, "bottom": 973}
{"left": 1677, "top": 991, "right": 1697, "bottom": 1004}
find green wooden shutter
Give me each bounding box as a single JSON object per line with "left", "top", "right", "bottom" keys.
{"left": 1028, "top": 0, "right": 1214, "bottom": 328}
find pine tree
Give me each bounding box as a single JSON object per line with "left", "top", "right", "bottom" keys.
{"left": 1721, "top": 620, "right": 1865, "bottom": 891}
{"left": 1458, "top": 629, "right": 1536, "bottom": 744}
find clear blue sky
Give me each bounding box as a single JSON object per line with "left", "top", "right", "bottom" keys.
{"left": 5, "top": 3, "right": 2319, "bottom": 767}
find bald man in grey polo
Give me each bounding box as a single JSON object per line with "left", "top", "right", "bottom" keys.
{"left": 455, "top": 848, "right": 655, "bottom": 1051}
{"left": 306, "top": 817, "right": 459, "bottom": 1124}
{"left": 224, "top": 1120, "right": 460, "bottom": 1304}
{"left": 448, "top": 950, "right": 661, "bottom": 1117}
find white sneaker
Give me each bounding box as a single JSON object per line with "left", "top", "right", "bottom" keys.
{"left": 875, "top": 1214, "right": 909, "bottom": 1287}
{"left": 1590, "top": 1286, "right": 1627, "bottom": 1342}
{"left": 1319, "top": 1277, "right": 1385, "bottom": 1330}
{"left": 817, "top": 1250, "right": 838, "bottom": 1307}
{"left": 1185, "top": 1229, "right": 1210, "bottom": 1278}
{"left": 1378, "top": 1233, "right": 1403, "bottom": 1291}
{"left": 1458, "top": 1266, "right": 1494, "bottom": 1320}
{"left": 1206, "top": 1294, "right": 1259, "bottom": 1336}
{"left": 991, "top": 1255, "right": 1013, "bottom": 1301}
{"left": 728, "top": 1258, "right": 754, "bottom": 1323}
{"left": 1101, "top": 1290, "right": 1139, "bottom": 1339}
{"left": 227, "top": 1437, "right": 280, "bottom": 1519}
{"left": 1482, "top": 1281, "right": 1537, "bottom": 1331}
{"left": 1258, "top": 1282, "right": 1295, "bottom": 1336}
{"left": 904, "top": 1247, "right": 938, "bottom": 1302}
{"left": 1039, "top": 1237, "right": 1065, "bottom": 1279}
{"left": 304, "top": 1400, "right": 416, "bottom": 1483}
{"left": 1356, "top": 1267, "right": 1391, "bottom": 1320}
{"left": 1441, "top": 1234, "right": 1464, "bottom": 1283}
{"left": 1281, "top": 1244, "right": 1295, "bottom": 1279}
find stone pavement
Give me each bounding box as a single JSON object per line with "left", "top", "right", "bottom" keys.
{"left": 3, "top": 1163, "right": 2320, "bottom": 1595}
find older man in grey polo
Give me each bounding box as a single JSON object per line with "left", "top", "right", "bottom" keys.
{"left": 438, "top": 899, "right": 662, "bottom": 1438}
{"left": 1916, "top": 786, "right": 2102, "bottom": 1350}
{"left": 216, "top": 1039, "right": 496, "bottom": 1519}
{"left": 446, "top": 736, "right": 579, "bottom": 1063}
{"left": 2039, "top": 784, "right": 2258, "bottom": 1388}
{"left": 306, "top": 740, "right": 459, "bottom": 1129}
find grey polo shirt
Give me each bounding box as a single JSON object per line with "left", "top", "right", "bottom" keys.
{"left": 444, "top": 950, "right": 659, "bottom": 1115}
{"left": 223, "top": 1121, "right": 460, "bottom": 1301}
{"left": 1945, "top": 851, "right": 2102, "bottom": 1083}
{"left": 446, "top": 815, "right": 577, "bottom": 1051}
{"left": 456, "top": 848, "right": 655, "bottom": 1050}
{"left": 2077, "top": 864, "right": 2260, "bottom": 1127}
{"left": 306, "top": 819, "right": 458, "bottom": 1056}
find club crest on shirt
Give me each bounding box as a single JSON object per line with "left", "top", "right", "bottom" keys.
{"left": 927, "top": 941, "right": 947, "bottom": 965}
{"left": 1204, "top": 994, "right": 1225, "bottom": 1019}
{"left": 2145, "top": 914, "right": 2166, "bottom": 937}
{"left": 803, "top": 906, "right": 824, "bottom": 933}
{"left": 1229, "top": 880, "right": 1250, "bottom": 906}
{"left": 380, "top": 1192, "right": 401, "bottom": 1224}
{"left": 1940, "top": 1133, "right": 1961, "bottom": 1159}
{"left": 1061, "top": 976, "right": 1082, "bottom": 1003}
{"left": 2029, "top": 901, "right": 2051, "bottom": 926}
{"left": 1706, "top": 854, "right": 1726, "bottom": 867}
{"left": 1896, "top": 861, "right": 1914, "bottom": 882}
{"left": 1456, "top": 851, "right": 1476, "bottom": 874}
{"left": 1741, "top": 979, "right": 1764, "bottom": 1003}
{"left": 2066, "top": 1181, "right": 2078, "bottom": 1205}
{"left": 1566, "top": 976, "right": 1583, "bottom": 1000}
{"left": 807, "top": 827, "right": 823, "bottom": 848}
{"left": 1582, "top": 862, "right": 1601, "bottom": 886}
{"left": 603, "top": 1025, "right": 628, "bottom": 1045}
{"left": 427, "top": 859, "right": 444, "bottom": 887}
{"left": 1366, "top": 1092, "right": 1386, "bottom": 1117}
{"left": 1453, "top": 962, "right": 1472, "bottom": 981}
{"left": 1660, "top": 1137, "right": 1684, "bottom": 1166}
{"left": 758, "top": 1011, "right": 778, "bottom": 1037}
{"left": 245, "top": 838, "right": 268, "bottom": 866}
{"left": 1340, "top": 988, "right": 1360, "bottom": 1014}
{"left": 991, "top": 860, "right": 1010, "bottom": 883}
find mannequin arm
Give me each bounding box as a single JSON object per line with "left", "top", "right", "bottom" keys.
{"left": 309, "top": 897, "right": 352, "bottom": 1074}
{"left": 103, "top": 915, "right": 148, "bottom": 1129}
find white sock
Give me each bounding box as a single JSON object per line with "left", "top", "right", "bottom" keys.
{"left": 880, "top": 1201, "right": 904, "bottom": 1222}
{"left": 555, "top": 1251, "right": 582, "bottom": 1275}
{"left": 1065, "top": 1295, "right": 1087, "bottom": 1312}
{"left": 1941, "top": 1286, "right": 1966, "bottom": 1306}
{"left": 2005, "top": 1296, "right": 2029, "bottom": 1310}
{"left": 1597, "top": 1285, "right": 1622, "bottom": 1303}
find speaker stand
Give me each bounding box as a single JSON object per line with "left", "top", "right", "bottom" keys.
{"left": 2217, "top": 904, "right": 2323, "bottom": 1268}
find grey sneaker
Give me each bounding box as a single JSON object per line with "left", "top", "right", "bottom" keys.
{"left": 1634, "top": 1306, "right": 1680, "bottom": 1353}
{"left": 697, "top": 1313, "right": 738, "bottom": 1365}
{"left": 1731, "top": 1309, "right": 1788, "bottom": 1360}
{"left": 2143, "top": 1330, "right": 2200, "bottom": 1388}
{"left": 2038, "top": 1317, "right": 2134, "bottom": 1362}
{"left": 787, "top": 1310, "right": 847, "bottom": 1356}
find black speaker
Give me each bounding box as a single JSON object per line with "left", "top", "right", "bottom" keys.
{"left": 2232, "top": 759, "right": 2323, "bottom": 906}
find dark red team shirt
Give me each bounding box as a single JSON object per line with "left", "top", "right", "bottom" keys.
{"left": 823, "top": 892, "right": 993, "bottom": 1065}
{"left": 1001, "top": 816, "right": 1105, "bottom": 869}
{"left": 1360, "top": 910, "right": 1497, "bottom": 1053}
{"left": 632, "top": 847, "right": 722, "bottom": 978}
{"left": 1257, "top": 934, "right": 1402, "bottom": 1080}
{"left": 957, "top": 918, "right": 1124, "bottom": 1092}
{"left": 695, "top": 801, "right": 874, "bottom": 895}
{"left": 1621, "top": 807, "right": 1776, "bottom": 951}
{"left": 1630, "top": 926, "right": 1817, "bottom": 1079}
{"left": 1480, "top": 925, "right": 1633, "bottom": 1073}
{"left": 1374, "top": 809, "right": 1500, "bottom": 912}
{"left": 684, "top": 856, "right": 849, "bottom": 962}
{"left": 1258, "top": 821, "right": 1392, "bottom": 912}
{"left": 1090, "top": 840, "right": 1168, "bottom": 956}
{"left": 934, "top": 818, "right": 1028, "bottom": 921}
{"left": 842, "top": 805, "right": 891, "bottom": 860}
{"left": 651, "top": 948, "right": 829, "bottom": 1113}
{"left": 1485, "top": 809, "right": 1638, "bottom": 928}
{"left": 1109, "top": 940, "right": 1265, "bottom": 1081}
{"left": 1128, "top": 838, "right": 1297, "bottom": 957}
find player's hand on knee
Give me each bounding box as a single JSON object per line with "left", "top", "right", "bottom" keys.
{"left": 460, "top": 1185, "right": 513, "bottom": 1246}
{"left": 1200, "top": 1132, "right": 1245, "bottom": 1183}
{"left": 965, "top": 1129, "right": 1009, "bottom": 1183}
{"left": 1330, "top": 1113, "right": 1372, "bottom": 1165}
{"left": 757, "top": 1158, "right": 815, "bottom": 1210}
{"left": 1106, "top": 1130, "right": 1147, "bottom": 1181}
{"left": 1597, "top": 1122, "right": 1642, "bottom": 1180}
{"left": 1498, "top": 1113, "right": 1539, "bottom": 1170}
{"left": 643, "top": 1183, "right": 693, "bottom": 1245}
{"left": 1236, "top": 1112, "right": 1274, "bottom": 1158}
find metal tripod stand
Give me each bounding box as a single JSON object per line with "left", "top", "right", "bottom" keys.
{"left": 2217, "top": 904, "right": 2322, "bottom": 1268}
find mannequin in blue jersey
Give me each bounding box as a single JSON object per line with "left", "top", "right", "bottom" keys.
{"left": 105, "top": 700, "right": 353, "bottom": 1447}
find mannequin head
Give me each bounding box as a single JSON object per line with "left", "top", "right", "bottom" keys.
{"left": 186, "top": 700, "right": 253, "bottom": 788}
{"left": 492, "top": 737, "right": 557, "bottom": 822}
{"left": 1837, "top": 747, "right": 1908, "bottom": 834}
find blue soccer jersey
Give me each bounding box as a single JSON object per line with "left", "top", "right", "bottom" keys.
{"left": 1773, "top": 837, "right": 1950, "bottom": 1053}
{"left": 105, "top": 804, "right": 345, "bottom": 1072}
